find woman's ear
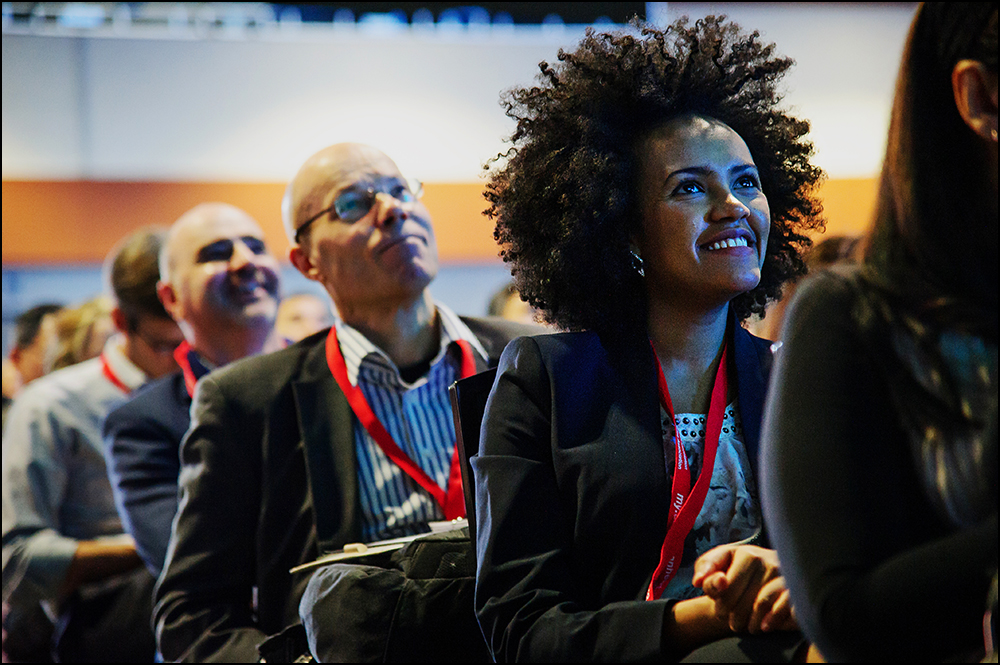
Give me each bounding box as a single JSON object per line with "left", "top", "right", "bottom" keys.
{"left": 952, "top": 59, "right": 998, "bottom": 143}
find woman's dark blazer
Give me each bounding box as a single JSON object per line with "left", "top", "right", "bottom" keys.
{"left": 473, "top": 322, "right": 773, "bottom": 662}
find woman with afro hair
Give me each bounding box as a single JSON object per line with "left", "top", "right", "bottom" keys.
{"left": 472, "top": 15, "right": 825, "bottom": 662}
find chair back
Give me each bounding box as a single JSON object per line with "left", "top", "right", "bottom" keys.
{"left": 448, "top": 367, "right": 498, "bottom": 551}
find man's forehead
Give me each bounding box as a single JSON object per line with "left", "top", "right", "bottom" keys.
{"left": 173, "top": 208, "right": 264, "bottom": 257}
{"left": 326, "top": 153, "right": 403, "bottom": 190}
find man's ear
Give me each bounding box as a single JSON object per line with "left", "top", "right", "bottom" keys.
{"left": 157, "top": 281, "right": 180, "bottom": 321}
{"left": 289, "top": 246, "right": 321, "bottom": 282}
{"left": 109, "top": 307, "right": 131, "bottom": 334}
{"left": 952, "top": 59, "right": 998, "bottom": 142}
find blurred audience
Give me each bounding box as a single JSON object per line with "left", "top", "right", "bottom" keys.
{"left": 1, "top": 361, "right": 16, "bottom": 431}
{"left": 103, "top": 202, "right": 282, "bottom": 578}
{"left": 274, "top": 291, "right": 334, "bottom": 343}
{"left": 46, "top": 295, "right": 115, "bottom": 373}
{"left": 486, "top": 281, "right": 546, "bottom": 327}
{"left": 761, "top": 3, "right": 997, "bottom": 662}
{"left": 5, "top": 303, "right": 63, "bottom": 389}
{"left": 2, "top": 227, "right": 183, "bottom": 663}
{"left": 2, "top": 303, "right": 63, "bottom": 431}
{"left": 747, "top": 234, "right": 859, "bottom": 342}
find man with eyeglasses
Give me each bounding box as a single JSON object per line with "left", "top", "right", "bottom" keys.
{"left": 153, "top": 143, "right": 542, "bottom": 662}
{"left": 102, "top": 203, "right": 283, "bottom": 582}
{"left": 2, "top": 227, "right": 183, "bottom": 662}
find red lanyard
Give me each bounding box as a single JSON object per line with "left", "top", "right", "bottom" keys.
{"left": 173, "top": 341, "right": 199, "bottom": 398}
{"left": 646, "top": 340, "right": 730, "bottom": 601}
{"left": 100, "top": 352, "right": 131, "bottom": 394}
{"left": 325, "top": 327, "right": 476, "bottom": 520}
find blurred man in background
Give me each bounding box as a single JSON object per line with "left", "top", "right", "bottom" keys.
{"left": 2, "top": 227, "right": 183, "bottom": 662}
{"left": 104, "top": 202, "right": 282, "bottom": 578}
{"left": 2, "top": 303, "right": 63, "bottom": 432}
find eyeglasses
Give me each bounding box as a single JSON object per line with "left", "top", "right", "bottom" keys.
{"left": 196, "top": 236, "right": 268, "bottom": 264}
{"left": 294, "top": 177, "right": 423, "bottom": 243}
{"left": 132, "top": 323, "right": 184, "bottom": 356}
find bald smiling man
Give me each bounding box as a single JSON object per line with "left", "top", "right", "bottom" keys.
{"left": 102, "top": 202, "right": 283, "bottom": 578}
{"left": 152, "top": 143, "right": 543, "bottom": 662}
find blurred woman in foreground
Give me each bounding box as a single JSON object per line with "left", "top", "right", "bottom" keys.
{"left": 761, "top": 3, "right": 997, "bottom": 661}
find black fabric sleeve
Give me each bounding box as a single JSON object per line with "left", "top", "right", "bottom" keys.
{"left": 152, "top": 374, "right": 266, "bottom": 663}
{"left": 104, "top": 403, "right": 181, "bottom": 577}
{"left": 760, "top": 271, "right": 997, "bottom": 662}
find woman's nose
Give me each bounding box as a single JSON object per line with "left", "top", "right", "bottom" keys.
{"left": 710, "top": 189, "right": 751, "bottom": 222}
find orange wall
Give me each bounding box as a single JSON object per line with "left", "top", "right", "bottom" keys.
{"left": 2, "top": 178, "right": 876, "bottom": 265}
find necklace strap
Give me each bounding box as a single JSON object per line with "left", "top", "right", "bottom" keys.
{"left": 646, "top": 339, "right": 730, "bottom": 600}
{"left": 325, "top": 327, "right": 474, "bottom": 520}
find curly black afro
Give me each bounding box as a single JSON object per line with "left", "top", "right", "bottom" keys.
{"left": 486, "top": 16, "right": 825, "bottom": 337}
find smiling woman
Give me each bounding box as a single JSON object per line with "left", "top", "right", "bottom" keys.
{"left": 635, "top": 115, "right": 771, "bottom": 325}
{"left": 472, "top": 15, "right": 825, "bottom": 663}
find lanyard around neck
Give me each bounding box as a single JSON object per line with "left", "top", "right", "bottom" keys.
{"left": 100, "top": 352, "right": 131, "bottom": 394}
{"left": 325, "top": 326, "right": 476, "bottom": 520}
{"left": 173, "top": 341, "right": 199, "bottom": 398}
{"left": 646, "top": 339, "right": 730, "bottom": 601}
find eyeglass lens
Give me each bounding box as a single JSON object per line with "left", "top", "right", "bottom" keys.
{"left": 334, "top": 178, "right": 422, "bottom": 223}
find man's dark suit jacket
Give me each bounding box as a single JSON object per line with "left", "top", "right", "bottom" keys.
{"left": 152, "top": 317, "right": 540, "bottom": 663}
{"left": 473, "top": 323, "right": 773, "bottom": 662}
{"left": 103, "top": 372, "right": 191, "bottom": 577}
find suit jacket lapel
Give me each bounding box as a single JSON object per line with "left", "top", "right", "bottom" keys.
{"left": 292, "top": 343, "right": 362, "bottom": 552}
{"left": 732, "top": 321, "right": 772, "bottom": 470}
{"left": 603, "top": 322, "right": 770, "bottom": 493}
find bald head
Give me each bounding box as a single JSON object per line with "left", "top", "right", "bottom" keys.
{"left": 158, "top": 202, "right": 281, "bottom": 356}
{"left": 284, "top": 142, "right": 438, "bottom": 319}
{"left": 282, "top": 143, "right": 406, "bottom": 245}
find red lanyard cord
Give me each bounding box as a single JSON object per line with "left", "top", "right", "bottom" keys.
{"left": 100, "top": 352, "right": 132, "bottom": 394}
{"left": 326, "top": 327, "right": 476, "bottom": 520}
{"left": 173, "top": 341, "right": 199, "bottom": 398}
{"left": 646, "top": 340, "right": 730, "bottom": 601}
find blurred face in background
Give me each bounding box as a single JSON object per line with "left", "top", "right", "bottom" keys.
{"left": 160, "top": 203, "right": 281, "bottom": 341}
{"left": 123, "top": 312, "right": 184, "bottom": 379}
{"left": 275, "top": 293, "right": 334, "bottom": 343}
{"left": 10, "top": 313, "right": 58, "bottom": 385}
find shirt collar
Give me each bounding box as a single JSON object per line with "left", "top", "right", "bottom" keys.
{"left": 101, "top": 334, "right": 148, "bottom": 391}
{"left": 335, "top": 302, "right": 488, "bottom": 387}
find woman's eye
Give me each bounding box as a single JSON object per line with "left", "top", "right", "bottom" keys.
{"left": 671, "top": 181, "right": 703, "bottom": 196}
{"left": 735, "top": 175, "right": 761, "bottom": 189}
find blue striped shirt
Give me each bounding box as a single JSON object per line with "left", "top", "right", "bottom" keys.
{"left": 335, "top": 304, "right": 488, "bottom": 543}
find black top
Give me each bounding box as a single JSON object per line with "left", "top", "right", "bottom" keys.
{"left": 760, "top": 268, "right": 998, "bottom": 662}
